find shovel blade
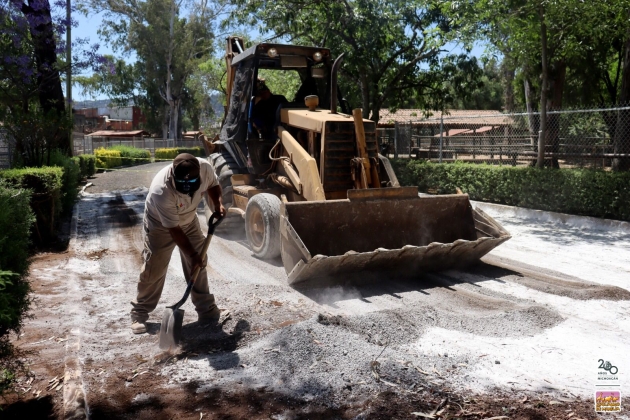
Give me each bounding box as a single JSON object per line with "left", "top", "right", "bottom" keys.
{"left": 159, "top": 308, "right": 184, "bottom": 350}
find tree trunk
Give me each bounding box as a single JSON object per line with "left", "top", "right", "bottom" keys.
{"left": 547, "top": 60, "right": 566, "bottom": 169}
{"left": 524, "top": 79, "right": 538, "bottom": 147}
{"left": 21, "top": 0, "right": 70, "bottom": 155}
{"left": 162, "top": 107, "right": 169, "bottom": 139}
{"left": 613, "top": 29, "right": 630, "bottom": 171}
{"left": 360, "top": 73, "right": 370, "bottom": 119}
{"left": 537, "top": 4, "right": 549, "bottom": 169}
{"left": 502, "top": 57, "right": 515, "bottom": 112}
{"left": 169, "top": 100, "right": 180, "bottom": 141}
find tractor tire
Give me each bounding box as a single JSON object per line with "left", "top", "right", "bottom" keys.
{"left": 245, "top": 193, "right": 282, "bottom": 259}
{"left": 209, "top": 151, "right": 243, "bottom": 208}
{"left": 207, "top": 152, "right": 246, "bottom": 233}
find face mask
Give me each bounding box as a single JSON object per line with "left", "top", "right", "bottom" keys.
{"left": 174, "top": 177, "right": 200, "bottom": 195}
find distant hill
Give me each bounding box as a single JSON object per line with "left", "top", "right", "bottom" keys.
{"left": 74, "top": 99, "right": 135, "bottom": 109}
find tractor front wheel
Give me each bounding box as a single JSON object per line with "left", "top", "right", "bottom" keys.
{"left": 245, "top": 193, "right": 282, "bottom": 259}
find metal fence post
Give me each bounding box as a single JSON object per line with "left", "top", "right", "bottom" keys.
{"left": 394, "top": 121, "right": 398, "bottom": 159}
{"left": 439, "top": 114, "right": 443, "bottom": 163}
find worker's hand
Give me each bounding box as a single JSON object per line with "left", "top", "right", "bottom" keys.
{"left": 190, "top": 252, "right": 205, "bottom": 276}
{"left": 212, "top": 204, "right": 226, "bottom": 219}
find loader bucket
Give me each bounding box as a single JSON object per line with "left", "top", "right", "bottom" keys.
{"left": 280, "top": 187, "right": 510, "bottom": 286}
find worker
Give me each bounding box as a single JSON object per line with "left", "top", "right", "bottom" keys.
{"left": 251, "top": 78, "right": 287, "bottom": 138}
{"left": 130, "top": 153, "right": 226, "bottom": 334}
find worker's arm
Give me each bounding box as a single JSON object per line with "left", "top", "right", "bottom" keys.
{"left": 207, "top": 184, "right": 226, "bottom": 218}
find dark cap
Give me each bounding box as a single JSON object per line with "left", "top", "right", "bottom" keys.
{"left": 173, "top": 153, "right": 200, "bottom": 179}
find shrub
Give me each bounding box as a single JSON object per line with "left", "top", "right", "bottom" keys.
{"left": 155, "top": 146, "right": 204, "bottom": 160}
{"left": 49, "top": 150, "right": 80, "bottom": 215}
{"left": 175, "top": 146, "right": 204, "bottom": 157}
{"left": 94, "top": 148, "right": 122, "bottom": 169}
{"left": 0, "top": 181, "right": 34, "bottom": 277}
{"left": 78, "top": 154, "right": 96, "bottom": 178}
{"left": 391, "top": 160, "right": 630, "bottom": 221}
{"left": 110, "top": 145, "right": 151, "bottom": 166}
{"left": 0, "top": 181, "right": 34, "bottom": 396}
{"left": 155, "top": 148, "right": 178, "bottom": 160}
{"left": 0, "top": 167, "right": 63, "bottom": 243}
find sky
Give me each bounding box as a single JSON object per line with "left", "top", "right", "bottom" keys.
{"left": 70, "top": 10, "right": 489, "bottom": 102}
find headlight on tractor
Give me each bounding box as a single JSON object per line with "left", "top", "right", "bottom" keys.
{"left": 313, "top": 51, "right": 323, "bottom": 62}
{"left": 268, "top": 48, "right": 278, "bottom": 58}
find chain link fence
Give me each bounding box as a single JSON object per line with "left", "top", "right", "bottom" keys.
{"left": 378, "top": 105, "right": 630, "bottom": 169}
{"left": 72, "top": 136, "right": 202, "bottom": 156}
{"left": 0, "top": 133, "right": 202, "bottom": 169}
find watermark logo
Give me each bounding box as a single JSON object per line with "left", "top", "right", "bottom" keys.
{"left": 597, "top": 359, "right": 619, "bottom": 382}
{"left": 595, "top": 391, "right": 621, "bottom": 413}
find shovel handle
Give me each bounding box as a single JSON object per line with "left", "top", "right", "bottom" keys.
{"left": 169, "top": 214, "right": 224, "bottom": 311}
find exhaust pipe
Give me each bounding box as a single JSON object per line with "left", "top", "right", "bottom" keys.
{"left": 330, "top": 53, "right": 345, "bottom": 114}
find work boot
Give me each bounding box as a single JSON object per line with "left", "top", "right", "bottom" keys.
{"left": 198, "top": 305, "right": 221, "bottom": 325}
{"left": 131, "top": 321, "right": 147, "bottom": 334}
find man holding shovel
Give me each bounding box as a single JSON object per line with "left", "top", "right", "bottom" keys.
{"left": 130, "top": 153, "right": 226, "bottom": 334}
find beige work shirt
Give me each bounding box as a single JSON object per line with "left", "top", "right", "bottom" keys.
{"left": 144, "top": 157, "right": 218, "bottom": 230}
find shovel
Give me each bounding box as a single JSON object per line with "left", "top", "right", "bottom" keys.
{"left": 159, "top": 214, "right": 224, "bottom": 350}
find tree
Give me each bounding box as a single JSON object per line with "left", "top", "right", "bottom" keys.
{"left": 230, "top": 0, "right": 481, "bottom": 122}
{"left": 461, "top": 0, "right": 630, "bottom": 169}
{"left": 1, "top": 0, "right": 103, "bottom": 162}
{"left": 1, "top": 0, "right": 70, "bottom": 157}
{"left": 443, "top": 57, "right": 503, "bottom": 110}
{"left": 88, "top": 0, "right": 223, "bottom": 139}
{"left": 185, "top": 56, "right": 228, "bottom": 132}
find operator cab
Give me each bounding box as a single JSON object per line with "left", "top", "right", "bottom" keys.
{"left": 220, "top": 41, "right": 348, "bottom": 174}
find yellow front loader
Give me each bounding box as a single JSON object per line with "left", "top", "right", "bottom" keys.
{"left": 205, "top": 37, "right": 510, "bottom": 285}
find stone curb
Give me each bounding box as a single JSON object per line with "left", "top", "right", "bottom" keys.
{"left": 471, "top": 200, "right": 630, "bottom": 232}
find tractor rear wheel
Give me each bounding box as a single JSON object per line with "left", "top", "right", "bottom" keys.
{"left": 206, "top": 152, "right": 246, "bottom": 232}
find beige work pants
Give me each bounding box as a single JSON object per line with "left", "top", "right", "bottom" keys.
{"left": 130, "top": 216, "right": 216, "bottom": 323}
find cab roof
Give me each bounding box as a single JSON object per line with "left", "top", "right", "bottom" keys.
{"left": 231, "top": 43, "right": 331, "bottom": 67}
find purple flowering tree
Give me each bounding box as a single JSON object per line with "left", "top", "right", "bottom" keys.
{"left": 1, "top": 0, "right": 103, "bottom": 165}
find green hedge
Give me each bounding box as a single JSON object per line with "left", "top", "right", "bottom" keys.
{"left": 155, "top": 146, "right": 204, "bottom": 160}
{"left": 0, "top": 182, "right": 34, "bottom": 277}
{"left": 94, "top": 148, "right": 122, "bottom": 169}
{"left": 109, "top": 145, "right": 151, "bottom": 166}
{"left": 0, "top": 181, "right": 33, "bottom": 396}
{"left": 0, "top": 167, "right": 63, "bottom": 242}
{"left": 392, "top": 160, "right": 630, "bottom": 221}
{"left": 78, "top": 154, "right": 96, "bottom": 178}
{"left": 49, "top": 150, "right": 80, "bottom": 215}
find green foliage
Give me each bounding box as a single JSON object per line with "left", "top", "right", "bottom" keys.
{"left": 78, "top": 155, "right": 97, "bottom": 178}
{"left": 0, "top": 167, "right": 63, "bottom": 243}
{"left": 94, "top": 148, "right": 123, "bottom": 169}
{"left": 0, "top": 107, "right": 74, "bottom": 167}
{"left": 109, "top": 145, "right": 152, "bottom": 166}
{"left": 230, "top": 0, "right": 482, "bottom": 121}
{"left": 155, "top": 148, "right": 179, "bottom": 160}
{"left": 257, "top": 69, "right": 302, "bottom": 102}
{"left": 445, "top": 58, "right": 504, "bottom": 110}
{"left": 392, "top": 160, "right": 630, "bottom": 221}
{"left": 0, "top": 182, "right": 33, "bottom": 390}
{"left": 48, "top": 150, "right": 80, "bottom": 215}
{"left": 155, "top": 147, "right": 204, "bottom": 160}
{"left": 84, "top": 0, "right": 219, "bottom": 138}
{"left": 192, "top": 57, "right": 227, "bottom": 130}
{"left": 0, "top": 272, "right": 29, "bottom": 397}
{"left": 0, "top": 271, "right": 30, "bottom": 338}
{"left": 0, "top": 181, "right": 34, "bottom": 276}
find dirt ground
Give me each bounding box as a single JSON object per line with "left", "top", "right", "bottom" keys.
{"left": 2, "top": 163, "right": 628, "bottom": 419}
